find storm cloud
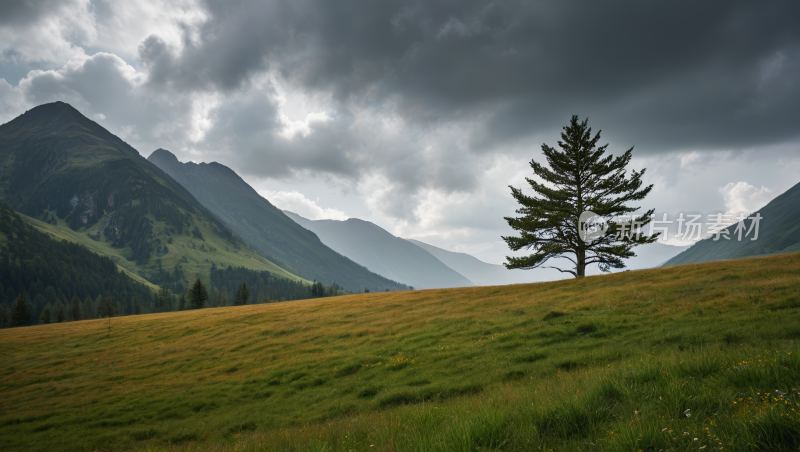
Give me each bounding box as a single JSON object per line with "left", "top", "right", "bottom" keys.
{"left": 139, "top": 0, "right": 800, "bottom": 152}
{"left": 1, "top": 0, "right": 799, "bottom": 264}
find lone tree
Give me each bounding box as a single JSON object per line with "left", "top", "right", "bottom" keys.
{"left": 189, "top": 278, "right": 208, "bottom": 309}
{"left": 234, "top": 281, "right": 250, "bottom": 306}
{"left": 12, "top": 293, "right": 31, "bottom": 326}
{"left": 503, "top": 115, "right": 657, "bottom": 278}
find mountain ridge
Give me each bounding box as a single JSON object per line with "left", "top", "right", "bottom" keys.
{"left": 403, "top": 238, "right": 536, "bottom": 286}
{"left": 147, "top": 149, "right": 409, "bottom": 293}
{"left": 282, "top": 211, "right": 475, "bottom": 289}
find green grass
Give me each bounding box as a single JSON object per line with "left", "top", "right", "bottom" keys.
{"left": 19, "top": 209, "right": 307, "bottom": 288}
{"left": 1, "top": 252, "right": 800, "bottom": 451}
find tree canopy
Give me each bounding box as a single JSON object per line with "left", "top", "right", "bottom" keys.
{"left": 503, "top": 115, "right": 657, "bottom": 277}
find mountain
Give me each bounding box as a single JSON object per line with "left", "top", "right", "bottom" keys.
{"left": 405, "top": 239, "right": 540, "bottom": 286}
{"left": 283, "top": 211, "right": 474, "bottom": 289}
{"left": 147, "top": 149, "right": 408, "bottom": 293}
{"left": 409, "top": 239, "right": 689, "bottom": 283}
{"left": 0, "top": 102, "right": 303, "bottom": 294}
{"left": 663, "top": 180, "right": 800, "bottom": 267}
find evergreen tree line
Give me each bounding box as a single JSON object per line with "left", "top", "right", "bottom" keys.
{"left": 0, "top": 203, "right": 154, "bottom": 327}
{"left": 210, "top": 264, "right": 336, "bottom": 305}
{"left": 148, "top": 258, "right": 186, "bottom": 296}
{"left": 0, "top": 203, "right": 350, "bottom": 327}
{"left": 150, "top": 265, "right": 345, "bottom": 313}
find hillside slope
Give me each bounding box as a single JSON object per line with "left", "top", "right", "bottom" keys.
{"left": 1, "top": 251, "right": 798, "bottom": 451}
{"left": 0, "top": 102, "right": 302, "bottom": 291}
{"left": 283, "top": 211, "right": 474, "bottom": 289}
{"left": 147, "top": 149, "right": 408, "bottom": 293}
{"left": 0, "top": 201, "right": 154, "bottom": 324}
{"left": 664, "top": 180, "right": 800, "bottom": 266}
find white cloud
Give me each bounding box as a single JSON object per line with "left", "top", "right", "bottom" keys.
{"left": 0, "top": 0, "right": 93, "bottom": 67}
{"left": 0, "top": 78, "right": 26, "bottom": 122}
{"left": 260, "top": 190, "right": 349, "bottom": 221}
{"left": 0, "top": 0, "right": 206, "bottom": 67}
{"left": 720, "top": 181, "right": 775, "bottom": 215}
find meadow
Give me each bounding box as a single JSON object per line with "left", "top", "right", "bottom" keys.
{"left": 1, "top": 252, "right": 800, "bottom": 451}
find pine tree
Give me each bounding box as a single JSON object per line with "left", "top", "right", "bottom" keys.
{"left": 54, "top": 299, "right": 65, "bottom": 323}
{"left": 97, "top": 296, "right": 116, "bottom": 318}
{"left": 12, "top": 293, "right": 31, "bottom": 326}
{"left": 156, "top": 285, "right": 171, "bottom": 312}
{"left": 70, "top": 295, "right": 81, "bottom": 321}
{"left": 235, "top": 281, "right": 250, "bottom": 306}
{"left": 310, "top": 281, "right": 325, "bottom": 298}
{"left": 84, "top": 296, "right": 94, "bottom": 319}
{"left": 503, "top": 115, "right": 657, "bottom": 277}
{"left": 188, "top": 278, "right": 208, "bottom": 309}
{"left": 39, "top": 306, "right": 51, "bottom": 324}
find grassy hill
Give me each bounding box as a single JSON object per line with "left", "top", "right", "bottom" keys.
{"left": 1, "top": 252, "right": 799, "bottom": 450}
{"left": 147, "top": 149, "right": 408, "bottom": 293}
{"left": 0, "top": 102, "right": 306, "bottom": 291}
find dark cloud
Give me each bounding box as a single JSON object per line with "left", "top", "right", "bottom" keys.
{"left": 138, "top": 0, "right": 297, "bottom": 91}
{"left": 153, "top": 0, "right": 800, "bottom": 153}
{"left": 202, "top": 95, "right": 481, "bottom": 199}
{"left": 0, "top": 0, "right": 67, "bottom": 27}
{"left": 4, "top": 0, "right": 800, "bottom": 227}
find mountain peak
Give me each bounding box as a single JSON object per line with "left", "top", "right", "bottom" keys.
{"left": 6, "top": 101, "right": 83, "bottom": 127}
{"left": 149, "top": 148, "right": 179, "bottom": 163}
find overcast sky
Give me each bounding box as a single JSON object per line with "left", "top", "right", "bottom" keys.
{"left": 1, "top": 0, "right": 799, "bottom": 268}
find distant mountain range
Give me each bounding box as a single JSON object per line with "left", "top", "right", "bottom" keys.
{"left": 284, "top": 212, "right": 691, "bottom": 286}
{"left": 283, "top": 211, "right": 474, "bottom": 289}
{"left": 404, "top": 239, "right": 541, "bottom": 286}
{"left": 147, "top": 149, "right": 407, "bottom": 293}
{"left": 663, "top": 180, "right": 800, "bottom": 267}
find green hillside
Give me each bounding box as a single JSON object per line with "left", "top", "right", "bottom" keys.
{"left": 664, "top": 180, "right": 800, "bottom": 267}
{"left": 0, "top": 201, "right": 155, "bottom": 324}
{"left": 1, "top": 252, "right": 799, "bottom": 451}
{"left": 0, "top": 102, "right": 306, "bottom": 292}
{"left": 147, "top": 149, "right": 408, "bottom": 293}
